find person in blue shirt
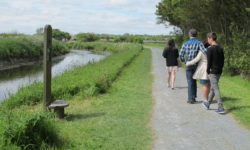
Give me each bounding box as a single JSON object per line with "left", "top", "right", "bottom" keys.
{"left": 179, "top": 29, "right": 207, "bottom": 104}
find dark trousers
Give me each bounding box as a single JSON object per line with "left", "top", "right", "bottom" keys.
{"left": 186, "top": 65, "right": 197, "bottom": 101}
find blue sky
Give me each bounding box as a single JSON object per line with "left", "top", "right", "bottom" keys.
{"left": 0, "top": 0, "right": 174, "bottom": 35}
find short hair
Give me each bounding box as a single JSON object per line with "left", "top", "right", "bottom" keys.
{"left": 189, "top": 29, "right": 198, "bottom": 37}
{"left": 207, "top": 32, "right": 217, "bottom": 41}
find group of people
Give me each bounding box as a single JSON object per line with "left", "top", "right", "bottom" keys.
{"left": 162, "top": 29, "right": 225, "bottom": 114}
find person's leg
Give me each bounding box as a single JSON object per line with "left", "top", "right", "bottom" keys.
{"left": 167, "top": 71, "right": 171, "bottom": 88}
{"left": 208, "top": 75, "right": 215, "bottom": 104}
{"left": 191, "top": 67, "right": 197, "bottom": 101}
{"left": 186, "top": 67, "right": 193, "bottom": 102}
{"left": 192, "top": 78, "right": 197, "bottom": 100}
{"left": 171, "top": 71, "right": 176, "bottom": 89}
{"left": 211, "top": 74, "right": 223, "bottom": 109}
{"left": 202, "top": 83, "right": 210, "bottom": 101}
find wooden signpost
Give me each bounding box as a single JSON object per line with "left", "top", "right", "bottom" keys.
{"left": 43, "top": 25, "right": 52, "bottom": 110}
{"left": 43, "top": 25, "right": 69, "bottom": 118}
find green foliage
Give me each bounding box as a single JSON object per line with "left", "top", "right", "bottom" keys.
{"left": 2, "top": 43, "right": 143, "bottom": 108}
{"left": 114, "top": 34, "right": 144, "bottom": 44}
{"left": 0, "top": 35, "right": 69, "bottom": 60}
{"left": 75, "top": 33, "right": 99, "bottom": 42}
{"left": 52, "top": 29, "right": 71, "bottom": 41}
{"left": 66, "top": 41, "right": 135, "bottom": 53}
{"left": 156, "top": 0, "right": 250, "bottom": 78}
{"left": 0, "top": 110, "right": 59, "bottom": 150}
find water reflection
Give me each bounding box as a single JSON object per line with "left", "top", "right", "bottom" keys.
{"left": 0, "top": 50, "right": 108, "bottom": 101}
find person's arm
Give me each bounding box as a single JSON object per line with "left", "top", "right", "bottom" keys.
{"left": 207, "top": 48, "right": 212, "bottom": 74}
{"left": 179, "top": 44, "right": 186, "bottom": 62}
{"left": 186, "top": 51, "right": 202, "bottom": 66}
{"left": 176, "top": 49, "right": 179, "bottom": 58}
{"left": 162, "top": 49, "right": 167, "bottom": 58}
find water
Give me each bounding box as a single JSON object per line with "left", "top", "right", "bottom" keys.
{"left": 0, "top": 50, "right": 108, "bottom": 101}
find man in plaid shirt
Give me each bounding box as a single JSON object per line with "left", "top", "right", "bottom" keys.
{"left": 179, "top": 29, "right": 207, "bottom": 104}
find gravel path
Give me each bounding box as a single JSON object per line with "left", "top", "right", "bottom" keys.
{"left": 150, "top": 47, "right": 250, "bottom": 150}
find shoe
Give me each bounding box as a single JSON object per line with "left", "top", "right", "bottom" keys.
{"left": 187, "top": 101, "right": 194, "bottom": 104}
{"left": 202, "top": 101, "right": 210, "bottom": 110}
{"left": 215, "top": 108, "right": 225, "bottom": 114}
{"left": 171, "top": 88, "right": 174, "bottom": 90}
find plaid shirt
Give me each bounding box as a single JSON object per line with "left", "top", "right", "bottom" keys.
{"left": 179, "top": 37, "right": 207, "bottom": 63}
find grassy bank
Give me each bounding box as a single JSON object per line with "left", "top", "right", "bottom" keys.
{"left": 56, "top": 48, "right": 152, "bottom": 149}
{"left": 220, "top": 75, "right": 250, "bottom": 128}
{"left": 0, "top": 35, "right": 69, "bottom": 60}
{"left": 66, "top": 41, "right": 139, "bottom": 53}
{"left": 144, "top": 43, "right": 165, "bottom": 49}
{"left": 0, "top": 45, "right": 152, "bottom": 149}
{"left": 2, "top": 43, "right": 142, "bottom": 108}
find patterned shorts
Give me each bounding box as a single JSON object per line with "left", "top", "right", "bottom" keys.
{"left": 166, "top": 66, "right": 178, "bottom": 72}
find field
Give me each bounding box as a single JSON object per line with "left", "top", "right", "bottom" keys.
{"left": 0, "top": 43, "right": 153, "bottom": 150}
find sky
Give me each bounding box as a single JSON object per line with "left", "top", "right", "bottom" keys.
{"left": 0, "top": 0, "right": 174, "bottom": 35}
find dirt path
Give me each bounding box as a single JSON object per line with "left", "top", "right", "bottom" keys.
{"left": 150, "top": 47, "right": 250, "bottom": 150}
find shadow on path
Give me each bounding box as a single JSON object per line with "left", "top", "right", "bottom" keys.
{"left": 174, "top": 86, "right": 188, "bottom": 90}
{"left": 65, "top": 112, "right": 106, "bottom": 121}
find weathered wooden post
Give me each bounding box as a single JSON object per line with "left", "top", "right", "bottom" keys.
{"left": 43, "top": 25, "right": 52, "bottom": 110}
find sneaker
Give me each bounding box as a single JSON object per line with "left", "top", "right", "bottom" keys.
{"left": 215, "top": 108, "right": 225, "bottom": 114}
{"left": 202, "top": 101, "right": 210, "bottom": 110}
{"left": 171, "top": 88, "right": 175, "bottom": 90}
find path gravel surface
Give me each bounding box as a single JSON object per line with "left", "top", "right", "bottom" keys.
{"left": 150, "top": 47, "right": 250, "bottom": 150}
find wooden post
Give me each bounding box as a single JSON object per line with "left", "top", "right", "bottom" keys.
{"left": 43, "top": 25, "right": 52, "bottom": 110}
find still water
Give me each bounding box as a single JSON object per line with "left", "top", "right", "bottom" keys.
{"left": 0, "top": 50, "right": 108, "bottom": 101}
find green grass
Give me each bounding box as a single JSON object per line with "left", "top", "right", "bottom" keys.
{"left": 66, "top": 41, "right": 136, "bottom": 53}
{"left": 220, "top": 74, "right": 250, "bottom": 128}
{"left": 144, "top": 43, "right": 165, "bottom": 49}
{"left": 0, "top": 43, "right": 146, "bottom": 149}
{"left": 2, "top": 43, "right": 142, "bottom": 108}
{"left": 0, "top": 48, "right": 152, "bottom": 149}
{"left": 57, "top": 48, "right": 152, "bottom": 150}
{"left": 0, "top": 35, "right": 69, "bottom": 60}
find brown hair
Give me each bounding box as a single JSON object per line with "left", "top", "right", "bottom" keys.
{"left": 207, "top": 32, "right": 217, "bottom": 41}
{"left": 167, "top": 39, "right": 175, "bottom": 50}
{"left": 203, "top": 39, "right": 210, "bottom": 48}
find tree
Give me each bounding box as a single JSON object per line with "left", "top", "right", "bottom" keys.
{"left": 155, "top": 0, "right": 250, "bottom": 77}
{"left": 75, "top": 33, "right": 99, "bottom": 42}
{"left": 36, "top": 27, "right": 43, "bottom": 34}
{"left": 52, "top": 29, "right": 71, "bottom": 41}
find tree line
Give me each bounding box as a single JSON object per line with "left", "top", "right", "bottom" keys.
{"left": 156, "top": 0, "right": 250, "bottom": 78}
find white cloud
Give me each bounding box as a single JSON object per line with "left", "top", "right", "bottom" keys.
{"left": 0, "top": 0, "right": 174, "bottom": 35}
{"left": 109, "top": 0, "right": 129, "bottom": 6}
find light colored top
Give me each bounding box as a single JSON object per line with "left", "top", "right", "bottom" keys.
{"left": 186, "top": 51, "right": 208, "bottom": 80}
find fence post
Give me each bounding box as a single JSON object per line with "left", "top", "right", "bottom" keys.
{"left": 43, "top": 25, "right": 52, "bottom": 110}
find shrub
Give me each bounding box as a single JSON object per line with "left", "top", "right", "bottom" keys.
{"left": 0, "top": 35, "right": 69, "bottom": 60}
{"left": 0, "top": 110, "right": 59, "bottom": 150}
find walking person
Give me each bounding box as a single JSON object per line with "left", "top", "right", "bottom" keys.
{"left": 162, "top": 39, "right": 179, "bottom": 90}
{"left": 179, "top": 29, "right": 207, "bottom": 104}
{"left": 202, "top": 32, "right": 225, "bottom": 114}
{"left": 186, "top": 40, "right": 210, "bottom": 102}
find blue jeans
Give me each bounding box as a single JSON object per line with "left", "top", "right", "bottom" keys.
{"left": 186, "top": 65, "right": 197, "bottom": 101}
